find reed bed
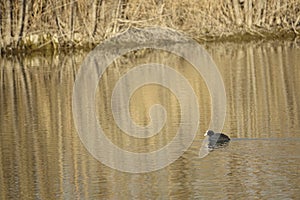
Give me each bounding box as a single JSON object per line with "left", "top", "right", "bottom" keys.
{"left": 0, "top": 0, "right": 299, "bottom": 53}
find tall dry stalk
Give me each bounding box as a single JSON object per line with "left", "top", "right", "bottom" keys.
{"left": 17, "top": 0, "right": 28, "bottom": 46}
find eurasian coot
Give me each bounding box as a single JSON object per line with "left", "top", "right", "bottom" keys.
{"left": 204, "top": 130, "right": 230, "bottom": 147}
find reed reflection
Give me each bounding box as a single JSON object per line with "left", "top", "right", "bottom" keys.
{"left": 0, "top": 41, "right": 299, "bottom": 199}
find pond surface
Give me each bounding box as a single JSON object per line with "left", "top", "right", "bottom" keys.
{"left": 1, "top": 40, "right": 300, "bottom": 199}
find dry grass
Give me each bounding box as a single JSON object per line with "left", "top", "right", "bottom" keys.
{"left": 0, "top": 0, "right": 299, "bottom": 53}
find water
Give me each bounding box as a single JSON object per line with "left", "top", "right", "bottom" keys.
{"left": 1, "top": 41, "right": 300, "bottom": 199}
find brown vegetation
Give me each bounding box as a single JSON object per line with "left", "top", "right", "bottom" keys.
{"left": 0, "top": 0, "right": 299, "bottom": 53}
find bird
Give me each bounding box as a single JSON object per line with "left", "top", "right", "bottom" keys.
{"left": 204, "top": 130, "right": 230, "bottom": 148}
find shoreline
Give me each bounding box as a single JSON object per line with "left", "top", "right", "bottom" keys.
{"left": 1, "top": 28, "right": 299, "bottom": 55}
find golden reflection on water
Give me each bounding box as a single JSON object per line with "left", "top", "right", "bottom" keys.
{"left": 96, "top": 49, "right": 210, "bottom": 153}
{"left": 0, "top": 41, "right": 300, "bottom": 199}
{"left": 209, "top": 41, "right": 300, "bottom": 138}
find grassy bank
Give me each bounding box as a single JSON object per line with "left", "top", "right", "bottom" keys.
{"left": 0, "top": 0, "right": 299, "bottom": 53}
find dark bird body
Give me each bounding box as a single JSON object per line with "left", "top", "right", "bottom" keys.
{"left": 204, "top": 130, "right": 230, "bottom": 148}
